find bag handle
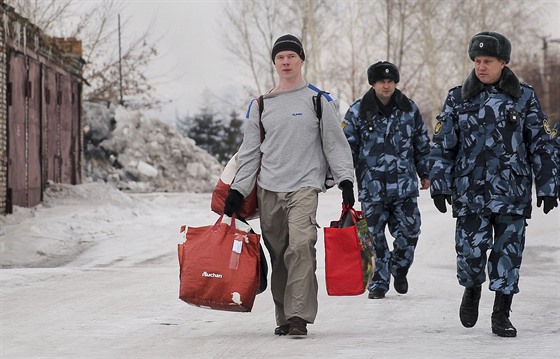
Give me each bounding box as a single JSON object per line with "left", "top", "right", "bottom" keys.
{"left": 212, "top": 213, "right": 237, "bottom": 234}
{"left": 340, "top": 204, "right": 359, "bottom": 225}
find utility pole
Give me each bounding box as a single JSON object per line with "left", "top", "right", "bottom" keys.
{"left": 118, "top": 14, "right": 124, "bottom": 106}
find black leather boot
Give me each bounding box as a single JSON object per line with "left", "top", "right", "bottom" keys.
{"left": 491, "top": 292, "right": 517, "bottom": 337}
{"left": 459, "top": 285, "right": 482, "bottom": 328}
{"left": 393, "top": 275, "right": 408, "bottom": 294}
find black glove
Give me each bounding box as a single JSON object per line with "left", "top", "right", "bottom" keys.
{"left": 433, "top": 195, "right": 451, "bottom": 213}
{"left": 340, "top": 180, "right": 355, "bottom": 207}
{"left": 223, "top": 189, "right": 245, "bottom": 217}
{"left": 537, "top": 196, "right": 558, "bottom": 214}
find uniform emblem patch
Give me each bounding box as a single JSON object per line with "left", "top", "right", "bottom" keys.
{"left": 434, "top": 121, "right": 443, "bottom": 135}
{"left": 341, "top": 121, "right": 347, "bottom": 130}
{"left": 543, "top": 119, "right": 552, "bottom": 135}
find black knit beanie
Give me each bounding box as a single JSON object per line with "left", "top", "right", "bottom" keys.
{"left": 271, "top": 34, "right": 305, "bottom": 62}
{"left": 367, "top": 61, "right": 400, "bottom": 85}
{"left": 468, "top": 31, "right": 511, "bottom": 63}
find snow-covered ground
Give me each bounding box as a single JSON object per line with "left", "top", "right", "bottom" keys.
{"left": 1, "top": 183, "right": 559, "bottom": 358}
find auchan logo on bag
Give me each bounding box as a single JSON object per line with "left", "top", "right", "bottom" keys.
{"left": 202, "top": 271, "right": 223, "bottom": 278}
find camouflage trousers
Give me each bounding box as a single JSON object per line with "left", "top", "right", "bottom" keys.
{"left": 362, "top": 197, "right": 421, "bottom": 293}
{"left": 455, "top": 214, "right": 526, "bottom": 295}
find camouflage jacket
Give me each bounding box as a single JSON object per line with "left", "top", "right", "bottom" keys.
{"left": 343, "top": 88, "right": 431, "bottom": 202}
{"left": 429, "top": 67, "right": 558, "bottom": 218}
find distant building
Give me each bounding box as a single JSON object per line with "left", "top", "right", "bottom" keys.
{"left": 0, "top": 2, "right": 84, "bottom": 214}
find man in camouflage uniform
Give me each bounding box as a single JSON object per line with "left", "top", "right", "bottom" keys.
{"left": 429, "top": 31, "right": 558, "bottom": 338}
{"left": 342, "top": 61, "right": 431, "bottom": 299}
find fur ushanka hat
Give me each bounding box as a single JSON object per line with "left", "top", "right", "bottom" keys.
{"left": 468, "top": 31, "right": 511, "bottom": 64}
{"left": 367, "top": 61, "right": 400, "bottom": 85}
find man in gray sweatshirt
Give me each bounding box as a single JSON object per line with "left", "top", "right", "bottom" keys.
{"left": 224, "top": 34, "right": 355, "bottom": 336}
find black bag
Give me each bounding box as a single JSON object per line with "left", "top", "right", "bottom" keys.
{"left": 257, "top": 245, "right": 268, "bottom": 294}
{"left": 238, "top": 217, "right": 268, "bottom": 294}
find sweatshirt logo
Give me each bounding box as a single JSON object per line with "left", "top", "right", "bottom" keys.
{"left": 292, "top": 112, "right": 303, "bottom": 117}
{"left": 202, "top": 271, "right": 223, "bottom": 278}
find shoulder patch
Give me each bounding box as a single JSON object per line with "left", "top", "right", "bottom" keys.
{"left": 434, "top": 120, "right": 443, "bottom": 135}
{"left": 554, "top": 120, "right": 560, "bottom": 139}
{"left": 544, "top": 119, "right": 553, "bottom": 135}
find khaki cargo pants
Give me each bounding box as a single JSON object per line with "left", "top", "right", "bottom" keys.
{"left": 257, "top": 186, "right": 320, "bottom": 325}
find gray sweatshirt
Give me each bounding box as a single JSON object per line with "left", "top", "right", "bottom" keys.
{"left": 231, "top": 83, "right": 354, "bottom": 196}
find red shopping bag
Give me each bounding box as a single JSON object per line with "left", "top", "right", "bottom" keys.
{"left": 324, "top": 205, "right": 365, "bottom": 296}
{"left": 178, "top": 214, "right": 261, "bottom": 312}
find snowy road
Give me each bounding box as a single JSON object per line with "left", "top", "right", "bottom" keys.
{"left": 1, "top": 184, "right": 559, "bottom": 358}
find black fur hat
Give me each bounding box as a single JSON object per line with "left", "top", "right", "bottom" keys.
{"left": 367, "top": 61, "right": 400, "bottom": 85}
{"left": 271, "top": 34, "right": 305, "bottom": 62}
{"left": 468, "top": 31, "right": 511, "bottom": 63}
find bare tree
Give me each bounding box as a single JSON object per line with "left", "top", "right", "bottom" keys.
{"left": 221, "top": 0, "right": 283, "bottom": 96}
{"left": 8, "top": 0, "right": 160, "bottom": 109}
{"left": 221, "top": 0, "right": 341, "bottom": 98}
{"left": 222, "top": 0, "right": 552, "bottom": 121}
{"left": 376, "top": 0, "right": 419, "bottom": 69}
{"left": 9, "top": 0, "right": 75, "bottom": 33}
{"left": 408, "top": 1, "right": 461, "bottom": 130}
{"left": 329, "top": 1, "right": 370, "bottom": 103}
{"left": 286, "top": 0, "right": 339, "bottom": 89}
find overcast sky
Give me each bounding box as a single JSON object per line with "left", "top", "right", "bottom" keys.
{"left": 122, "top": 1, "right": 247, "bottom": 121}
{"left": 121, "top": 0, "right": 560, "bottom": 123}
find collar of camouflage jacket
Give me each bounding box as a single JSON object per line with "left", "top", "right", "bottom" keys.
{"left": 461, "top": 66, "right": 521, "bottom": 102}
{"left": 359, "top": 88, "right": 413, "bottom": 120}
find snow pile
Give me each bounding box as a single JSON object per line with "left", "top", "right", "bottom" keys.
{"left": 83, "top": 102, "right": 223, "bottom": 193}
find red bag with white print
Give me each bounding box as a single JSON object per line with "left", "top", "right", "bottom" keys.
{"left": 178, "top": 214, "right": 261, "bottom": 312}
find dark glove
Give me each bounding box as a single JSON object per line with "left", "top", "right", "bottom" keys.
{"left": 537, "top": 196, "right": 558, "bottom": 214}
{"left": 223, "top": 189, "right": 244, "bottom": 217}
{"left": 340, "top": 180, "right": 355, "bottom": 207}
{"left": 433, "top": 195, "right": 451, "bottom": 213}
